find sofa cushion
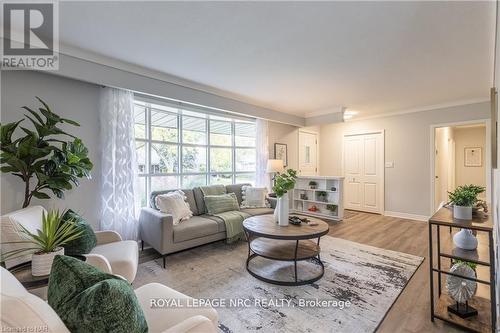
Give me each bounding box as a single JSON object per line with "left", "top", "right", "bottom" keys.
{"left": 90, "top": 240, "right": 138, "bottom": 283}
{"left": 200, "top": 185, "right": 226, "bottom": 196}
{"left": 241, "top": 208, "right": 275, "bottom": 216}
{"left": 173, "top": 216, "right": 220, "bottom": 243}
{"left": 204, "top": 193, "right": 240, "bottom": 215}
{"left": 196, "top": 185, "right": 226, "bottom": 214}
{"left": 241, "top": 186, "right": 268, "bottom": 208}
{"left": 201, "top": 215, "right": 226, "bottom": 233}
{"left": 48, "top": 255, "right": 147, "bottom": 333}
{"left": 1, "top": 267, "right": 70, "bottom": 332}
{"left": 62, "top": 210, "right": 97, "bottom": 255}
{"left": 193, "top": 187, "right": 207, "bottom": 214}
{"left": 151, "top": 189, "right": 199, "bottom": 216}
{"left": 156, "top": 191, "right": 193, "bottom": 225}
{"left": 225, "top": 183, "right": 251, "bottom": 205}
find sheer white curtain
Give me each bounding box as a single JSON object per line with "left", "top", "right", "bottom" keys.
{"left": 99, "top": 87, "right": 139, "bottom": 240}
{"left": 255, "top": 118, "right": 270, "bottom": 190}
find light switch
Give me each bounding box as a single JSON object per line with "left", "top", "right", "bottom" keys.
{"left": 385, "top": 161, "right": 394, "bottom": 168}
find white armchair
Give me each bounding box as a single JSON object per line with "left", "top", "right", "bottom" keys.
{"left": 0, "top": 267, "right": 218, "bottom": 333}
{"left": 0, "top": 206, "right": 138, "bottom": 283}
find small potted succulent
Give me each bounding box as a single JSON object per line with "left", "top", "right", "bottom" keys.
{"left": 1, "top": 210, "right": 83, "bottom": 276}
{"left": 448, "top": 184, "right": 485, "bottom": 220}
{"left": 309, "top": 181, "right": 318, "bottom": 189}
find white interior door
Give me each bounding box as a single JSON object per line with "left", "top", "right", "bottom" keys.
{"left": 343, "top": 132, "right": 384, "bottom": 214}
{"left": 299, "top": 131, "right": 318, "bottom": 176}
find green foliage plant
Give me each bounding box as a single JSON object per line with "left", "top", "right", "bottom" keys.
{"left": 448, "top": 184, "right": 485, "bottom": 207}
{"left": 1, "top": 209, "right": 83, "bottom": 260}
{"left": 0, "top": 97, "right": 93, "bottom": 208}
{"left": 326, "top": 204, "right": 338, "bottom": 212}
{"left": 317, "top": 191, "right": 328, "bottom": 201}
{"left": 272, "top": 169, "right": 298, "bottom": 198}
{"left": 452, "top": 259, "right": 477, "bottom": 271}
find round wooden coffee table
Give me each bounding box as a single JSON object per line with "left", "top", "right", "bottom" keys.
{"left": 243, "top": 214, "right": 329, "bottom": 286}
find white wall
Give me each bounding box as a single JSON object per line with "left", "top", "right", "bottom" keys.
{"left": 1, "top": 71, "right": 101, "bottom": 228}
{"left": 268, "top": 122, "right": 299, "bottom": 170}
{"left": 454, "top": 126, "right": 487, "bottom": 189}
{"left": 434, "top": 127, "right": 455, "bottom": 209}
{"left": 319, "top": 102, "right": 490, "bottom": 217}
{"left": 267, "top": 122, "right": 320, "bottom": 173}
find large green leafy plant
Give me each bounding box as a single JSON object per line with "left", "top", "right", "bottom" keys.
{"left": 272, "top": 169, "right": 298, "bottom": 197}
{"left": 448, "top": 184, "right": 485, "bottom": 207}
{"left": 0, "top": 97, "right": 93, "bottom": 208}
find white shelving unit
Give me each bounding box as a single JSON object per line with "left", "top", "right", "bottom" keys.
{"left": 291, "top": 176, "right": 344, "bottom": 221}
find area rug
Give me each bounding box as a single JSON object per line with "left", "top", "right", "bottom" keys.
{"left": 135, "top": 236, "right": 423, "bottom": 333}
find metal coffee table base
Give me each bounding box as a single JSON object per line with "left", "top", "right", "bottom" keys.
{"left": 245, "top": 238, "right": 325, "bottom": 286}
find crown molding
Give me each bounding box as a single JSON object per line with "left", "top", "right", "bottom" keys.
{"left": 304, "top": 105, "right": 344, "bottom": 118}
{"left": 345, "top": 98, "right": 490, "bottom": 122}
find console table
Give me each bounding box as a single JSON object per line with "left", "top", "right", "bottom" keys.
{"left": 429, "top": 207, "right": 496, "bottom": 332}
{"left": 243, "top": 215, "right": 329, "bottom": 286}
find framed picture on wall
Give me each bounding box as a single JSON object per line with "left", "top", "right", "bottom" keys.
{"left": 464, "top": 147, "right": 482, "bottom": 167}
{"left": 274, "top": 143, "right": 288, "bottom": 167}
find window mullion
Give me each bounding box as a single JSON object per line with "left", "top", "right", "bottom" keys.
{"left": 207, "top": 118, "right": 211, "bottom": 184}
{"left": 231, "top": 121, "right": 236, "bottom": 184}
{"left": 178, "top": 109, "right": 182, "bottom": 188}
{"left": 146, "top": 106, "right": 152, "bottom": 207}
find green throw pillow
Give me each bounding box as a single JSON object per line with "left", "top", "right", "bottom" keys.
{"left": 62, "top": 210, "right": 97, "bottom": 255}
{"left": 48, "top": 255, "right": 148, "bottom": 333}
{"left": 204, "top": 193, "right": 240, "bottom": 214}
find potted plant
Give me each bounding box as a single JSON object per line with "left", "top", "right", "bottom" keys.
{"left": 0, "top": 97, "right": 93, "bottom": 208}
{"left": 448, "top": 185, "right": 485, "bottom": 220}
{"left": 309, "top": 181, "right": 318, "bottom": 189}
{"left": 326, "top": 204, "right": 338, "bottom": 215}
{"left": 1, "top": 210, "right": 83, "bottom": 276}
{"left": 317, "top": 191, "right": 328, "bottom": 202}
{"left": 272, "top": 169, "right": 298, "bottom": 226}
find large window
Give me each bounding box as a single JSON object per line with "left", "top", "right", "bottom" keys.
{"left": 134, "top": 100, "right": 256, "bottom": 206}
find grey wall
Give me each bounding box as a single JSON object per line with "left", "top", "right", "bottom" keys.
{"left": 319, "top": 102, "right": 490, "bottom": 217}
{"left": 1, "top": 71, "right": 101, "bottom": 228}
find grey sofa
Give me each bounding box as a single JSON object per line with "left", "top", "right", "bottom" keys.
{"left": 139, "top": 184, "right": 275, "bottom": 268}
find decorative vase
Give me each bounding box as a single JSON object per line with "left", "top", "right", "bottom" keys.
{"left": 274, "top": 200, "right": 280, "bottom": 222}
{"left": 453, "top": 229, "right": 478, "bottom": 250}
{"left": 453, "top": 205, "right": 472, "bottom": 220}
{"left": 32, "top": 247, "right": 64, "bottom": 276}
{"left": 277, "top": 192, "right": 289, "bottom": 226}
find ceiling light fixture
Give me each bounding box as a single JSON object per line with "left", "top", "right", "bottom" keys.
{"left": 343, "top": 109, "right": 358, "bottom": 121}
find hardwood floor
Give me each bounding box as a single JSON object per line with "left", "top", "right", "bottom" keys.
{"left": 140, "top": 210, "right": 483, "bottom": 332}
{"left": 329, "top": 210, "right": 469, "bottom": 333}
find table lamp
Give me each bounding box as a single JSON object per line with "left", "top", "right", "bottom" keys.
{"left": 266, "top": 159, "right": 284, "bottom": 193}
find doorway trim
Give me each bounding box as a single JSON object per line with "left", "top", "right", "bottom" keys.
{"left": 342, "top": 129, "right": 385, "bottom": 214}
{"left": 429, "top": 119, "right": 491, "bottom": 216}
{"left": 298, "top": 129, "right": 320, "bottom": 175}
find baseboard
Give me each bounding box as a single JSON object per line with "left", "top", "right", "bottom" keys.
{"left": 384, "top": 211, "right": 429, "bottom": 222}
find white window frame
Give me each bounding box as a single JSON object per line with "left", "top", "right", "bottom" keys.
{"left": 134, "top": 100, "right": 256, "bottom": 207}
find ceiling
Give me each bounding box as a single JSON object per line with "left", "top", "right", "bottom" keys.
{"left": 56, "top": 1, "right": 494, "bottom": 118}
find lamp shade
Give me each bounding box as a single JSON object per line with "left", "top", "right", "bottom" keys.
{"left": 266, "top": 159, "right": 284, "bottom": 173}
